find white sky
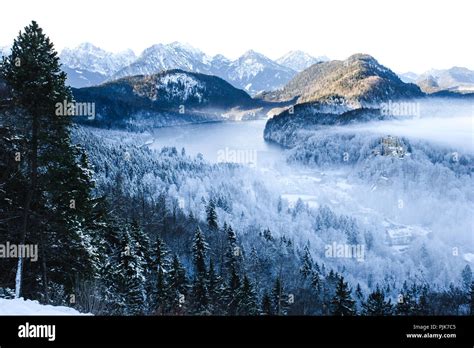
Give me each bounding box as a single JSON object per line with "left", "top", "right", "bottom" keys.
{"left": 0, "top": 0, "right": 472, "bottom": 73}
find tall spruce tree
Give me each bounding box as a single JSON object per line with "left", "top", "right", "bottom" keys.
{"left": 261, "top": 292, "right": 273, "bottom": 315}
{"left": 331, "top": 276, "right": 356, "bottom": 316}
{"left": 206, "top": 199, "right": 218, "bottom": 231}
{"left": 271, "top": 276, "right": 288, "bottom": 315}
{"left": 299, "top": 245, "right": 313, "bottom": 279}
{"left": 166, "top": 254, "right": 188, "bottom": 314}
{"left": 150, "top": 237, "right": 170, "bottom": 314}
{"left": 236, "top": 275, "right": 258, "bottom": 315}
{"left": 191, "top": 227, "right": 210, "bottom": 314}
{"left": 207, "top": 259, "right": 224, "bottom": 314}
{"left": 118, "top": 225, "right": 148, "bottom": 315}
{"left": 0, "top": 21, "right": 99, "bottom": 301}
{"left": 224, "top": 224, "right": 241, "bottom": 315}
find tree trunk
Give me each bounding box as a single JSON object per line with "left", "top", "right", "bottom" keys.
{"left": 15, "top": 113, "right": 39, "bottom": 298}
{"left": 40, "top": 237, "right": 50, "bottom": 303}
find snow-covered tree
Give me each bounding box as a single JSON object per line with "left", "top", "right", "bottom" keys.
{"left": 331, "top": 276, "right": 355, "bottom": 316}
{"left": 361, "top": 286, "right": 393, "bottom": 315}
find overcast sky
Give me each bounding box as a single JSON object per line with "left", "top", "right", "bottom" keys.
{"left": 1, "top": 0, "right": 472, "bottom": 73}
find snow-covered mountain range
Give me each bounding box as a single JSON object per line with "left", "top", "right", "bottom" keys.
{"left": 110, "top": 43, "right": 300, "bottom": 95}
{"left": 416, "top": 67, "right": 474, "bottom": 93}
{"left": 399, "top": 67, "right": 474, "bottom": 94}
{"left": 58, "top": 42, "right": 324, "bottom": 95}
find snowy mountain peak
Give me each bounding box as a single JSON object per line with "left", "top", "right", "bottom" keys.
{"left": 233, "top": 50, "right": 290, "bottom": 73}
{"left": 277, "top": 50, "right": 326, "bottom": 72}
{"left": 75, "top": 42, "right": 106, "bottom": 54}
{"left": 60, "top": 43, "right": 137, "bottom": 76}
{"left": 212, "top": 54, "right": 231, "bottom": 63}
{"left": 240, "top": 49, "right": 272, "bottom": 62}
{"left": 169, "top": 41, "right": 205, "bottom": 57}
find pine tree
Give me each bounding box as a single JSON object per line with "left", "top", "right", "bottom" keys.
{"left": 469, "top": 282, "right": 474, "bottom": 316}
{"left": 192, "top": 227, "right": 208, "bottom": 275}
{"left": 355, "top": 283, "right": 363, "bottom": 300}
{"left": 150, "top": 237, "right": 170, "bottom": 314}
{"left": 299, "top": 245, "right": 313, "bottom": 279}
{"left": 0, "top": 125, "right": 29, "bottom": 292}
{"left": 224, "top": 224, "right": 239, "bottom": 273}
{"left": 331, "top": 276, "right": 355, "bottom": 316}
{"left": 396, "top": 282, "right": 416, "bottom": 316}
{"left": 191, "top": 227, "right": 210, "bottom": 314}
{"left": 226, "top": 266, "right": 241, "bottom": 315}
{"left": 236, "top": 275, "right": 258, "bottom": 315}
{"left": 271, "top": 276, "right": 288, "bottom": 315}
{"left": 261, "top": 292, "right": 273, "bottom": 315}
{"left": 206, "top": 199, "right": 218, "bottom": 231}
{"left": 119, "top": 225, "right": 147, "bottom": 315}
{"left": 223, "top": 223, "right": 242, "bottom": 315}
{"left": 416, "top": 285, "right": 430, "bottom": 315}
{"left": 311, "top": 272, "right": 321, "bottom": 294}
{"left": 0, "top": 21, "right": 98, "bottom": 300}
{"left": 207, "top": 259, "right": 224, "bottom": 314}
{"left": 101, "top": 222, "right": 147, "bottom": 315}
{"left": 166, "top": 254, "right": 188, "bottom": 314}
{"left": 361, "top": 286, "right": 393, "bottom": 315}
{"left": 461, "top": 265, "right": 472, "bottom": 292}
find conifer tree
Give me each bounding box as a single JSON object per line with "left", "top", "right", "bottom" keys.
{"left": 271, "top": 276, "right": 288, "bottom": 315}
{"left": 207, "top": 259, "right": 224, "bottom": 314}
{"left": 223, "top": 224, "right": 241, "bottom": 315}
{"left": 261, "top": 292, "right": 273, "bottom": 315}
{"left": 191, "top": 227, "right": 210, "bottom": 314}
{"left": 299, "top": 245, "right": 313, "bottom": 279}
{"left": 0, "top": 21, "right": 98, "bottom": 300}
{"left": 118, "top": 225, "right": 147, "bottom": 315}
{"left": 150, "top": 237, "right": 170, "bottom": 314}
{"left": 469, "top": 282, "right": 474, "bottom": 316}
{"left": 361, "top": 286, "right": 393, "bottom": 315}
{"left": 331, "top": 276, "right": 356, "bottom": 316}
{"left": 355, "top": 283, "right": 363, "bottom": 300}
{"left": 396, "top": 282, "right": 416, "bottom": 315}
{"left": 166, "top": 254, "right": 188, "bottom": 314}
{"left": 206, "top": 199, "right": 218, "bottom": 231}
{"left": 236, "top": 275, "right": 258, "bottom": 315}
{"left": 461, "top": 265, "right": 472, "bottom": 292}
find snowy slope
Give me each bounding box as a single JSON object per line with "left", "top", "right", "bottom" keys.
{"left": 0, "top": 298, "right": 90, "bottom": 315}
{"left": 143, "top": 71, "right": 205, "bottom": 102}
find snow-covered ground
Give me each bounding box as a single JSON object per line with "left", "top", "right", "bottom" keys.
{"left": 0, "top": 298, "right": 90, "bottom": 315}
